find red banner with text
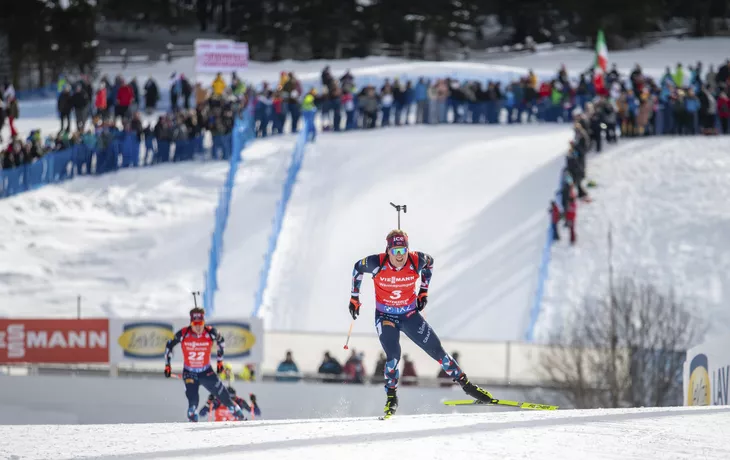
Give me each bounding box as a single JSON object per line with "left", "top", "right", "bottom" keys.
{"left": 0, "top": 319, "right": 109, "bottom": 364}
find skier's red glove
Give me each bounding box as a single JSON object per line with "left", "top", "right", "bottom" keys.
{"left": 349, "top": 297, "right": 361, "bottom": 320}
{"left": 417, "top": 289, "right": 428, "bottom": 311}
{"left": 217, "top": 361, "right": 225, "bottom": 374}
{"left": 164, "top": 364, "right": 171, "bottom": 378}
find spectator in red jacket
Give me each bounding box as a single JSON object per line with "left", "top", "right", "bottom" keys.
{"left": 718, "top": 91, "right": 730, "bottom": 134}
{"left": 564, "top": 187, "right": 577, "bottom": 245}
{"left": 116, "top": 80, "right": 134, "bottom": 122}
{"left": 95, "top": 84, "right": 108, "bottom": 119}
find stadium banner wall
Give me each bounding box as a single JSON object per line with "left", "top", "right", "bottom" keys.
{"left": 109, "top": 317, "right": 263, "bottom": 366}
{"left": 683, "top": 337, "right": 730, "bottom": 406}
{"left": 194, "top": 39, "right": 249, "bottom": 75}
{"left": 0, "top": 319, "right": 109, "bottom": 364}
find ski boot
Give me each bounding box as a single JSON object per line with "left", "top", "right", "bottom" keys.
{"left": 457, "top": 374, "right": 494, "bottom": 403}
{"left": 381, "top": 388, "right": 398, "bottom": 419}
{"left": 229, "top": 405, "right": 247, "bottom": 421}
{"left": 187, "top": 408, "right": 199, "bottom": 422}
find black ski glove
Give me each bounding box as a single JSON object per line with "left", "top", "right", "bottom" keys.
{"left": 164, "top": 364, "right": 171, "bottom": 378}
{"left": 417, "top": 289, "right": 428, "bottom": 311}
{"left": 349, "top": 297, "right": 361, "bottom": 320}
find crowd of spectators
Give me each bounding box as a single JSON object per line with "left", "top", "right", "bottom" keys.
{"left": 0, "top": 71, "right": 246, "bottom": 172}
{"left": 268, "top": 349, "right": 459, "bottom": 386}
{"left": 3, "top": 57, "right": 729, "bottom": 173}
{"left": 3, "top": 56, "right": 729, "bottom": 242}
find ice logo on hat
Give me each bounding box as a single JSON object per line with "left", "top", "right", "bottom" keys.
{"left": 389, "top": 235, "right": 407, "bottom": 247}
{"left": 190, "top": 311, "right": 205, "bottom": 324}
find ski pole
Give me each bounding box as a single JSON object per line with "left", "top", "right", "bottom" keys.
{"left": 170, "top": 373, "right": 183, "bottom": 380}
{"left": 192, "top": 291, "right": 201, "bottom": 308}
{"left": 343, "top": 320, "right": 354, "bottom": 349}
{"left": 389, "top": 202, "right": 407, "bottom": 229}
{"left": 249, "top": 394, "right": 256, "bottom": 421}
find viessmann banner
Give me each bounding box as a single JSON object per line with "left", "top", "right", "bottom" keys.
{"left": 108, "top": 318, "right": 263, "bottom": 366}
{"left": 0, "top": 319, "right": 110, "bottom": 364}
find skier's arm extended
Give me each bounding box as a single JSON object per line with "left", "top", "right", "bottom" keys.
{"left": 209, "top": 327, "right": 225, "bottom": 362}
{"left": 207, "top": 326, "right": 226, "bottom": 374}
{"left": 350, "top": 254, "right": 382, "bottom": 299}
{"left": 164, "top": 329, "right": 184, "bottom": 366}
{"left": 415, "top": 252, "right": 434, "bottom": 292}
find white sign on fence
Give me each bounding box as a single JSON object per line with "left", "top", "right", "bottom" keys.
{"left": 109, "top": 317, "right": 263, "bottom": 367}
{"left": 194, "top": 39, "right": 249, "bottom": 75}
{"left": 683, "top": 336, "right": 730, "bottom": 406}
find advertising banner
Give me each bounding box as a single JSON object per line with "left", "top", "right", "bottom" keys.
{"left": 194, "top": 39, "right": 249, "bottom": 74}
{"left": 684, "top": 337, "right": 730, "bottom": 406}
{"left": 0, "top": 319, "right": 109, "bottom": 364}
{"left": 109, "top": 317, "right": 263, "bottom": 367}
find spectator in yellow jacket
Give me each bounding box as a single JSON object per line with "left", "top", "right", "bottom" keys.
{"left": 212, "top": 73, "right": 226, "bottom": 97}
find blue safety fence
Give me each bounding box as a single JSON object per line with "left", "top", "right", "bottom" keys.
{"left": 525, "top": 171, "right": 566, "bottom": 342}
{"left": 0, "top": 132, "right": 233, "bottom": 199}
{"left": 252, "top": 109, "right": 316, "bottom": 317}
{"left": 202, "top": 107, "right": 255, "bottom": 316}
{"left": 14, "top": 85, "right": 58, "bottom": 101}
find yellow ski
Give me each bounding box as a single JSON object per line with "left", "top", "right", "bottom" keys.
{"left": 443, "top": 399, "right": 558, "bottom": 411}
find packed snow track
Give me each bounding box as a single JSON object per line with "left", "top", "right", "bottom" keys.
{"left": 1, "top": 406, "right": 729, "bottom": 459}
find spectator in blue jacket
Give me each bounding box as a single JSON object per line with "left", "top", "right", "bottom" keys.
{"left": 317, "top": 351, "right": 343, "bottom": 383}
{"left": 414, "top": 78, "right": 428, "bottom": 124}
{"left": 276, "top": 350, "right": 300, "bottom": 382}
{"left": 684, "top": 88, "right": 700, "bottom": 134}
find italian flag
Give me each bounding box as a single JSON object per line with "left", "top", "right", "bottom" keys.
{"left": 594, "top": 29, "right": 608, "bottom": 96}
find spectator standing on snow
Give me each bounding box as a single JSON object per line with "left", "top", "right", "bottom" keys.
{"left": 636, "top": 91, "right": 654, "bottom": 136}
{"left": 194, "top": 83, "right": 208, "bottom": 109}
{"left": 340, "top": 70, "right": 354, "bottom": 93}
{"left": 71, "top": 83, "right": 90, "bottom": 132}
{"left": 212, "top": 72, "right": 226, "bottom": 98}
{"left": 564, "top": 185, "right": 577, "bottom": 245}
{"left": 699, "top": 84, "right": 717, "bottom": 135}
{"left": 684, "top": 88, "right": 700, "bottom": 135}
{"left": 144, "top": 78, "right": 159, "bottom": 113}
{"left": 130, "top": 77, "right": 140, "bottom": 113}
{"left": 58, "top": 85, "right": 72, "bottom": 132}
{"left": 550, "top": 200, "right": 561, "bottom": 242}
{"left": 414, "top": 78, "right": 428, "bottom": 124}
{"left": 169, "top": 72, "right": 179, "bottom": 111}
{"left": 673, "top": 63, "right": 685, "bottom": 88}
{"left": 717, "top": 92, "right": 730, "bottom": 134}
{"left": 180, "top": 74, "right": 192, "bottom": 110}
{"left": 95, "top": 83, "right": 108, "bottom": 119}
{"left": 3, "top": 86, "right": 18, "bottom": 139}
{"left": 116, "top": 79, "right": 134, "bottom": 122}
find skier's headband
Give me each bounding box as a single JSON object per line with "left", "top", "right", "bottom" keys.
{"left": 190, "top": 311, "right": 205, "bottom": 325}
{"left": 387, "top": 234, "right": 408, "bottom": 249}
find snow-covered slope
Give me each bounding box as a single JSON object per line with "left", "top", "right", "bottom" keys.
{"left": 257, "top": 125, "right": 571, "bottom": 341}
{"left": 537, "top": 137, "right": 730, "bottom": 345}
{"left": 0, "top": 162, "right": 229, "bottom": 318}
{"left": 214, "top": 138, "right": 295, "bottom": 316}
{"left": 2, "top": 407, "right": 729, "bottom": 459}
